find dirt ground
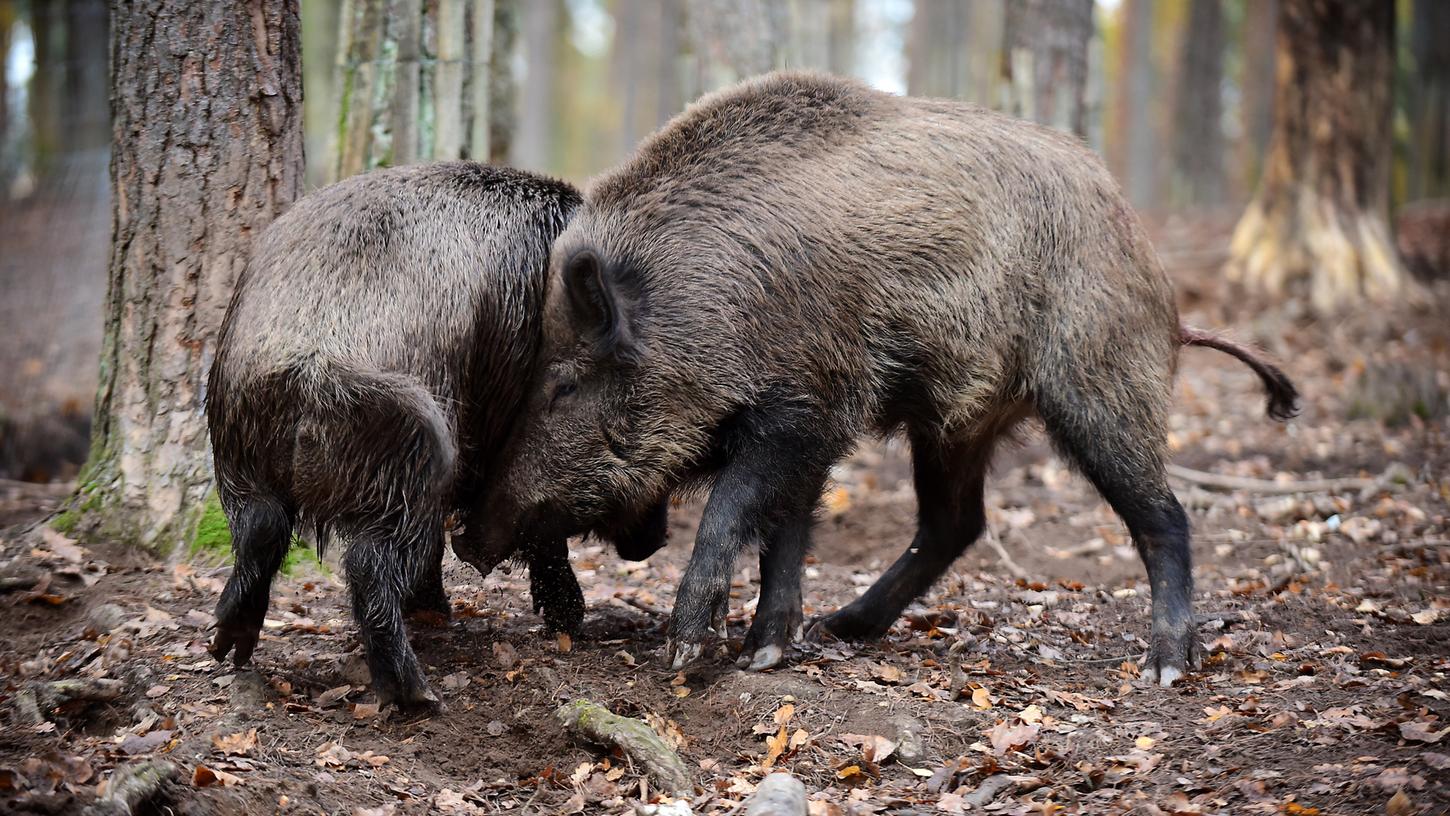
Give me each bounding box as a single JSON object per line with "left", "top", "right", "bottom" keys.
{"left": 1, "top": 230, "right": 1448, "bottom": 815}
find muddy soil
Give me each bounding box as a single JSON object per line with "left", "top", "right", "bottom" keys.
{"left": 1, "top": 234, "right": 1447, "bottom": 815}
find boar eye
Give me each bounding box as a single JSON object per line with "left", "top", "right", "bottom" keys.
{"left": 549, "top": 381, "right": 577, "bottom": 409}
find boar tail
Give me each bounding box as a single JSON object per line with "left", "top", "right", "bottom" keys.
{"left": 1180, "top": 326, "right": 1300, "bottom": 421}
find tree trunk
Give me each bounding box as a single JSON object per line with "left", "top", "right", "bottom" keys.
{"left": 1115, "top": 0, "right": 1157, "bottom": 210}
{"left": 81, "top": 0, "right": 303, "bottom": 552}
{"left": 336, "top": 0, "right": 384, "bottom": 179}
{"left": 434, "top": 0, "right": 466, "bottom": 160}
{"left": 1237, "top": 0, "right": 1276, "bottom": 200}
{"left": 1170, "top": 0, "right": 1225, "bottom": 209}
{"left": 826, "top": 0, "right": 855, "bottom": 76}
{"left": 390, "top": 0, "right": 422, "bottom": 165}
{"left": 999, "top": 0, "right": 1093, "bottom": 138}
{"left": 489, "top": 0, "right": 519, "bottom": 164}
{"left": 469, "top": 0, "right": 495, "bottom": 161}
{"left": 1408, "top": 0, "right": 1450, "bottom": 200}
{"left": 1226, "top": 0, "right": 1407, "bottom": 314}
{"left": 685, "top": 0, "right": 785, "bottom": 92}
{"left": 513, "top": 0, "right": 556, "bottom": 171}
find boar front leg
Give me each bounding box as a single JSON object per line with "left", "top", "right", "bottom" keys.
{"left": 666, "top": 423, "right": 837, "bottom": 670}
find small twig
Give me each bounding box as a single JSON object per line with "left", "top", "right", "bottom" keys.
{"left": 1166, "top": 464, "right": 1374, "bottom": 494}
{"left": 983, "top": 531, "right": 1029, "bottom": 580}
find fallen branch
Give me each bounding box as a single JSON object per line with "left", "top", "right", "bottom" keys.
{"left": 556, "top": 699, "right": 692, "bottom": 796}
{"left": 83, "top": 760, "right": 177, "bottom": 816}
{"left": 34, "top": 677, "right": 126, "bottom": 709}
{"left": 1166, "top": 464, "right": 1374, "bottom": 495}
{"left": 743, "top": 772, "right": 807, "bottom": 816}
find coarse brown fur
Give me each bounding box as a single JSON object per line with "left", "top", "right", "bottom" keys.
{"left": 207, "top": 162, "right": 583, "bottom": 708}
{"left": 483, "top": 73, "right": 1299, "bottom": 684}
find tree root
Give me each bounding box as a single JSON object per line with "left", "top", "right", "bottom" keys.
{"left": 743, "top": 772, "right": 808, "bottom": 816}
{"left": 82, "top": 760, "right": 177, "bottom": 816}
{"left": 555, "top": 699, "right": 692, "bottom": 796}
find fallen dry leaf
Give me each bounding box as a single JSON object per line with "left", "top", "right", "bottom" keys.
{"left": 192, "top": 765, "right": 242, "bottom": 787}
{"left": 211, "top": 729, "right": 257, "bottom": 756}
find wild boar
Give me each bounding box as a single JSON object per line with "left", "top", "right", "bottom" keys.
{"left": 478, "top": 73, "right": 1298, "bottom": 686}
{"left": 206, "top": 162, "right": 665, "bottom": 709}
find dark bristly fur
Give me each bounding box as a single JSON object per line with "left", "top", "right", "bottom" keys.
{"left": 207, "top": 163, "right": 591, "bottom": 709}
{"left": 480, "top": 72, "right": 1299, "bottom": 686}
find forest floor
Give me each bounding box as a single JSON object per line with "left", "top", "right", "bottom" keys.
{"left": 1, "top": 226, "right": 1448, "bottom": 815}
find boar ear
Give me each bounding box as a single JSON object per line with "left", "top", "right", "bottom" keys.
{"left": 564, "top": 249, "right": 640, "bottom": 362}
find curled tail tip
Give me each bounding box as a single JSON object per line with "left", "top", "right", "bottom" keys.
{"left": 1180, "top": 324, "right": 1301, "bottom": 422}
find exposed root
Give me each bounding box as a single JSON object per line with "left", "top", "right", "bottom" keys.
{"left": 83, "top": 760, "right": 177, "bottom": 816}
{"left": 555, "top": 698, "right": 693, "bottom": 796}
{"left": 1227, "top": 190, "right": 1413, "bottom": 315}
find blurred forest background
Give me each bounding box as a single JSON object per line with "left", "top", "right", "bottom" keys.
{"left": 0, "top": 0, "right": 1446, "bottom": 486}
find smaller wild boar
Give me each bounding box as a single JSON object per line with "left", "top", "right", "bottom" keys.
{"left": 478, "top": 72, "right": 1298, "bottom": 687}
{"left": 206, "top": 163, "right": 665, "bottom": 709}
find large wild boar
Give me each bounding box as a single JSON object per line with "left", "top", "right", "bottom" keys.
{"left": 478, "top": 73, "right": 1298, "bottom": 686}
{"left": 206, "top": 163, "right": 665, "bottom": 709}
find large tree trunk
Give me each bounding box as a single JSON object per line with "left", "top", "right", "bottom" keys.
{"left": 80, "top": 0, "right": 303, "bottom": 551}
{"left": 389, "top": 0, "right": 422, "bottom": 165}
{"left": 998, "top": 0, "right": 1093, "bottom": 138}
{"left": 1227, "top": 0, "right": 1407, "bottom": 314}
{"left": 1170, "top": 0, "right": 1224, "bottom": 209}
{"left": 335, "top": 0, "right": 384, "bottom": 179}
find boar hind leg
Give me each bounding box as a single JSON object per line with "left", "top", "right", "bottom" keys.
{"left": 739, "top": 506, "right": 818, "bottom": 671}
{"left": 212, "top": 497, "right": 293, "bottom": 668}
{"left": 813, "top": 430, "right": 993, "bottom": 641}
{"left": 343, "top": 536, "right": 437, "bottom": 711}
{"left": 402, "top": 534, "right": 450, "bottom": 620}
{"left": 1036, "top": 386, "right": 1200, "bottom": 687}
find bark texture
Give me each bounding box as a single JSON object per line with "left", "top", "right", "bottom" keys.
{"left": 86, "top": 0, "right": 303, "bottom": 551}
{"left": 999, "top": 0, "right": 1094, "bottom": 138}
{"left": 1226, "top": 0, "right": 1407, "bottom": 313}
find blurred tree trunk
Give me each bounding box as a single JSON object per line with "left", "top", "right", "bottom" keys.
{"left": 826, "top": 0, "right": 855, "bottom": 75}
{"left": 1227, "top": 0, "right": 1406, "bottom": 314}
{"left": 336, "top": 0, "right": 384, "bottom": 179}
{"left": 469, "top": 0, "right": 495, "bottom": 161}
{"left": 998, "top": 0, "right": 1093, "bottom": 138}
{"left": 81, "top": 0, "right": 303, "bottom": 552}
{"left": 1237, "top": 0, "right": 1276, "bottom": 200}
{"left": 1115, "top": 0, "right": 1157, "bottom": 210}
{"left": 489, "top": 0, "right": 519, "bottom": 163}
{"left": 434, "top": 0, "right": 467, "bottom": 160}
{"left": 390, "top": 0, "right": 422, "bottom": 165}
{"left": 1170, "top": 0, "right": 1224, "bottom": 209}
{"left": 685, "top": 0, "right": 788, "bottom": 92}
{"left": 907, "top": 0, "right": 968, "bottom": 99}
{"left": 513, "top": 0, "right": 556, "bottom": 171}
{"left": 302, "top": 0, "right": 343, "bottom": 187}
{"left": 612, "top": 0, "right": 645, "bottom": 158}
{"left": 656, "top": 0, "right": 683, "bottom": 124}
{"left": 1408, "top": 0, "right": 1450, "bottom": 200}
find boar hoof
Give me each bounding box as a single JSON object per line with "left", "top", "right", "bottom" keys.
{"left": 210, "top": 626, "right": 260, "bottom": 668}
{"left": 377, "top": 680, "right": 441, "bottom": 715}
{"left": 737, "top": 644, "right": 784, "bottom": 672}
{"left": 666, "top": 639, "right": 705, "bottom": 670}
{"left": 1139, "top": 634, "right": 1202, "bottom": 687}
